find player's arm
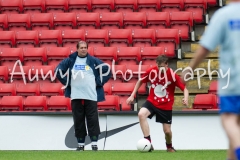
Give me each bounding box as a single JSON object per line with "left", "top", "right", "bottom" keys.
{"left": 126, "top": 80, "right": 143, "bottom": 104}
{"left": 175, "top": 73, "right": 189, "bottom": 106}
{"left": 126, "top": 68, "right": 150, "bottom": 104}
{"left": 182, "top": 87, "right": 189, "bottom": 106}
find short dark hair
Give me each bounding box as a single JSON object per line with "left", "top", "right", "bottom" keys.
{"left": 156, "top": 55, "right": 169, "bottom": 64}
{"left": 76, "top": 41, "right": 88, "bottom": 49}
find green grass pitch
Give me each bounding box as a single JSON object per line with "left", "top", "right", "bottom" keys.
{"left": 0, "top": 150, "right": 226, "bottom": 160}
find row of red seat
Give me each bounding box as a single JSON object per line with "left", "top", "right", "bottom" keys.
{"left": 0, "top": 95, "right": 70, "bottom": 111}
{"left": 0, "top": 12, "right": 194, "bottom": 31}
{"left": 0, "top": 82, "right": 147, "bottom": 111}
{"left": 0, "top": 95, "right": 125, "bottom": 111}
{"left": 0, "top": 83, "right": 63, "bottom": 96}
{"left": 0, "top": 82, "right": 146, "bottom": 97}
{"left": 0, "top": 80, "right": 219, "bottom": 112}
{"left": 0, "top": 29, "right": 181, "bottom": 56}
{"left": 0, "top": 89, "right": 139, "bottom": 111}
{"left": 0, "top": 0, "right": 218, "bottom": 15}
{"left": 0, "top": 46, "right": 171, "bottom": 68}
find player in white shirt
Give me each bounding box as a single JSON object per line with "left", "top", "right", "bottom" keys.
{"left": 181, "top": 1, "right": 240, "bottom": 160}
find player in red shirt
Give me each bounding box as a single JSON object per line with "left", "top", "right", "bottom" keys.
{"left": 127, "top": 55, "right": 189, "bottom": 152}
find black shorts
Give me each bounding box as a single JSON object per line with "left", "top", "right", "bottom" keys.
{"left": 142, "top": 100, "right": 172, "bottom": 124}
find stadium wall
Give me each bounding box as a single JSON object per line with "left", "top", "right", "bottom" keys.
{"left": 0, "top": 112, "right": 228, "bottom": 150}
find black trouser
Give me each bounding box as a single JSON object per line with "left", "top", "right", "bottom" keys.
{"left": 71, "top": 99, "right": 100, "bottom": 138}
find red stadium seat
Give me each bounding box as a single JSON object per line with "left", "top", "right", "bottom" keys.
{"left": 208, "top": 80, "right": 218, "bottom": 94}
{"left": 0, "top": 66, "right": 9, "bottom": 82}
{"left": 76, "top": 13, "right": 100, "bottom": 30}
{"left": 169, "top": 11, "right": 194, "bottom": 41}
{"left": 117, "top": 47, "right": 141, "bottom": 65}
{"left": 207, "top": 0, "right": 219, "bottom": 7}
{"left": 112, "top": 82, "right": 135, "bottom": 111}
{"left": 125, "top": 64, "right": 150, "bottom": 80}
{"left": 140, "top": 47, "right": 164, "bottom": 65}
{"left": 93, "top": 47, "right": 117, "bottom": 65}
{"left": 100, "top": 12, "right": 123, "bottom": 29}
{"left": 103, "top": 82, "right": 112, "bottom": 95}
{"left": 0, "top": 48, "right": 24, "bottom": 69}
{"left": 110, "top": 65, "right": 126, "bottom": 83}
{"left": 0, "top": 31, "right": 15, "bottom": 48}
{"left": 138, "top": 82, "right": 147, "bottom": 95}
{"left": 146, "top": 12, "right": 170, "bottom": 29}
{"left": 15, "top": 31, "right": 39, "bottom": 48}
{"left": 8, "top": 66, "right": 31, "bottom": 83}
{"left": 0, "top": 83, "right": 16, "bottom": 96}
{"left": 62, "top": 29, "right": 85, "bottom": 50}
{"left": 112, "top": 82, "right": 134, "bottom": 95}
{"left": 23, "top": 47, "right": 47, "bottom": 67}
{"left": 192, "top": 94, "right": 218, "bottom": 110}
{"left": 53, "top": 13, "right": 77, "bottom": 30}
{"left": 108, "top": 29, "right": 132, "bottom": 47}
{"left": 24, "top": 96, "right": 47, "bottom": 111}
{"left": 38, "top": 30, "right": 62, "bottom": 47}
{"left": 0, "top": 96, "right": 23, "bottom": 111}
{"left": 16, "top": 83, "right": 40, "bottom": 96}
{"left": 155, "top": 29, "right": 180, "bottom": 58}
{"left": 137, "top": 0, "right": 160, "bottom": 12}
{"left": 31, "top": 65, "right": 55, "bottom": 83}
{"left": 45, "top": 0, "right": 68, "bottom": 13}
{"left": 114, "top": 0, "right": 137, "bottom": 13}
{"left": 88, "top": 46, "right": 94, "bottom": 56}
{"left": 160, "top": 0, "right": 184, "bottom": 12}
{"left": 40, "top": 83, "right": 64, "bottom": 96}
{"left": 91, "top": 0, "right": 114, "bottom": 12}
{"left": 22, "top": 0, "right": 45, "bottom": 14}
{"left": 0, "top": 0, "right": 23, "bottom": 14}
{"left": 85, "top": 29, "right": 108, "bottom": 47}
{"left": 123, "top": 12, "right": 146, "bottom": 29}
{"left": 47, "top": 96, "right": 71, "bottom": 111}
{"left": 97, "top": 95, "right": 120, "bottom": 111}
{"left": 184, "top": 0, "right": 208, "bottom": 24}
{"left": 68, "top": 0, "right": 91, "bottom": 13}
{"left": 46, "top": 47, "right": 70, "bottom": 66}
{"left": 30, "top": 13, "right": 54, "bottom": 30}
{"left": 0, "top": 14, "right": 8, "bottom": 31}
{"left": 132, "top": 29, "right": 155, "bottom": 47}
{"left": 7, "top": 14, "right": 30, "bottom": 31}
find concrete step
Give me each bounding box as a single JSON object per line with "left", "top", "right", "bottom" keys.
{"left": 173, "top": 95, "right": 195, "bottom": 110}
{"left": 183, "top": 52, "right": 219, "bottom": 59}
{"left": 191, "top": 43, "right": 219, "bottom": 52}
{"left": 175, "top": 87, "right": 208, "bottom": 94}
{"left": 225, "top": 0, "right": 230, "bottom": 5}
{"left": 176, "top": 59, "right": 219, "bottom": 76}
{"left": 196, "top": 35, "right": 201, "bottom": 41}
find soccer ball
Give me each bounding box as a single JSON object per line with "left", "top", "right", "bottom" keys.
{"left": 136, "top": 138, "right": 151, "bottom": 152}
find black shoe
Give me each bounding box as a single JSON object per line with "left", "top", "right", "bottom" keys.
{"left": 76, "top": 145, "right": 84, "bottom": 151}
{"left": 92, "top": 145, "right": 98, "bottom": 151}
{"left": 149, "top": 144, "right": 154, "bottom": 152}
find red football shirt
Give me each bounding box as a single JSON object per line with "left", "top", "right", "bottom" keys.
{"left": 141, "top": 66, "right": 185, "bottom": 110}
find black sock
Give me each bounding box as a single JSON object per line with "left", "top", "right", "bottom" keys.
{"left": 144, "top": 135, "right": 151, "bottom": 143}
{"left": 166, "top": 142, "right": 172, "bottom": 149}
{"left": 90, "top": 135, "right": 98, "bottom": 146}
{"left": 77, "top": 137, "right": 85, "bottom": 146}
